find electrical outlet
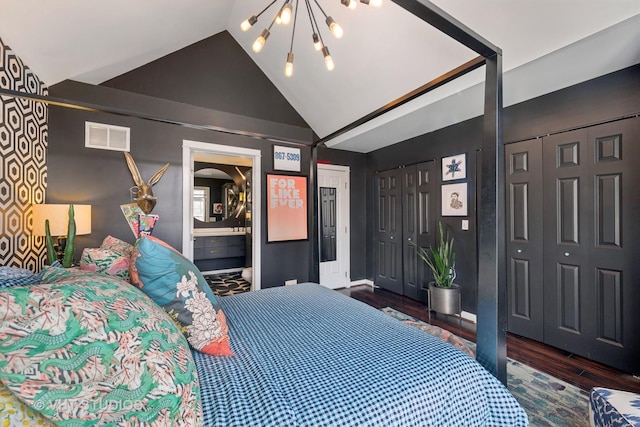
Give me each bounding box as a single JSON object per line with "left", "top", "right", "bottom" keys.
{"left": 285, "top": 279, "right": 297, "bottom": 286}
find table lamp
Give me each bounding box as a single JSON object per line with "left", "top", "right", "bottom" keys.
{"left": 32, "top": 204, "right": 91, "bottom": 264}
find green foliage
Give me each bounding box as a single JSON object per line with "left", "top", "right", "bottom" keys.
{"left": 62, "top": 205, "right": 76, "bottom": 268}
{"left": 414, "top": 221, "right": 456, "bottom": 288}
{"left": 43, "top": 204, "right": 77, "bottom": 268}
{"left": 44, "top": 220, "right": 57, "bottom": 265}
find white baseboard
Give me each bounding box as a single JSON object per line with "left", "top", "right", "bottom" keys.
{"left": 461, "top": 311, "right": 477, "bottom": 323}
{"left": 349, "top": 279, "right": 375, "bottom": 288}
{"left": 350, "top": 279, "right": 477, "bottom": 323}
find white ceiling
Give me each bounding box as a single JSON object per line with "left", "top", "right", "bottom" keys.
{"left": 1, "top": 1, "right": 639, "bottom": 152}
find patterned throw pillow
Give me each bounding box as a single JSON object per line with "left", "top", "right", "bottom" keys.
{"left": 0, "top": 267, "right": 203, "bottom": 425}
{"left": 79, "top": 248, "right": 131, "bottom": 280}
{"left": 101, "top": 235, "right": 134, "bottom": 256}
{"left": 130, "top": 235, "right": 233, "bottom": 356}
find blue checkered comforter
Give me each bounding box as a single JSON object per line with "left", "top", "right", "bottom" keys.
{"left": 193, "top": 283, "right": 528, "bottom": 426}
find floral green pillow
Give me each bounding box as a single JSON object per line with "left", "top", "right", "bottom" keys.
{"left": 0, "top": 267, "right": 203, "bottom": 425}
{"left": 79, "top": 247, "right": 131, "bottom": 280}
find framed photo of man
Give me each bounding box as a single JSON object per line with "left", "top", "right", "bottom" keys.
{"left": 441, "top": 183, "right": 468, "bottom": 216}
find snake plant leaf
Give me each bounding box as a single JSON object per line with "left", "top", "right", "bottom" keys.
{"left": 44, "top": 219, "right": 57, "bottom": 265}
{"left": 62, "top": 204, "right": 76, "bottom": 268}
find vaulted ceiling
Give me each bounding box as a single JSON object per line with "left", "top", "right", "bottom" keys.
{"left": 1, "top": 1, "right": 639, "bottom": 152}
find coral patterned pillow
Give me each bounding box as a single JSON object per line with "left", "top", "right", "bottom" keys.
{"left": 100, "top": 235, "right": 134, "bottom": 256}
{"left": 130, "top": 235, "right": 233, "bottom": 356}
{"left": 0, "top": 267, "right": 203, "bottom": 425}
{"left": 79, "top": 248, "right": 130, "bottom": 280}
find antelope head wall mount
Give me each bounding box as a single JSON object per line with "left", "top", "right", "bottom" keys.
{"left": 124, "top": 152, "right": 169, "bottom": 214}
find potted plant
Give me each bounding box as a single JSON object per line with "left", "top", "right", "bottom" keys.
{"left": 44, "top": 204, "right": 76, "bottom": 267}
{"left": 415, "top": 221, "right": 461, "bottom": 317}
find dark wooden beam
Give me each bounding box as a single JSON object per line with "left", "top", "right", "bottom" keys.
{"left": 317, "top": 55, "right": 485, "bottom": 147}
{"left": 391, "top": 0, "right": 501, "bottom": 57}
{"left": 0, "top": 87, "right": 312, "bottom": 146}
{"left": 476, "top": 53, "right": 506, "bottom": 383}
{"left": 309, "top": 145, "right": 320, "bottom": 282}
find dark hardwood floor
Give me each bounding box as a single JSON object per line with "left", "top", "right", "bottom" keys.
{"left": 339, "top": 285, "right": 640, "bottom": 394}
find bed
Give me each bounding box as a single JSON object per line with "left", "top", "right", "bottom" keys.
{"left": 196, "top": 282, "right": 528, "bottom": 426}
{"left": 0, "top": 236, "right": 527, "bottom": 426}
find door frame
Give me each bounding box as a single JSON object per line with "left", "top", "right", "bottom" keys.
{"left": 182, "top": 140, "right": 262, "bottom": 290}
{"left": 318, "top": 163, "right": 350, "bottom": 288}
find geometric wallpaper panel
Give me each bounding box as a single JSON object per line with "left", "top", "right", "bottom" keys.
{"left": 0, "top": 37, "right": 48, "bottom": 270}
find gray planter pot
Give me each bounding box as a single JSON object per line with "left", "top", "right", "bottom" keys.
{"left": 428, "top": 282, "right": 461, "bottom": 315}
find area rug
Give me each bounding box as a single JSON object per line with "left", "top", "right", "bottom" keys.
{"left": 381, "top": 307, "right": 590, "bottom": 427}
{"left": 204, "top": 272, "right": 251, "bottom": 296}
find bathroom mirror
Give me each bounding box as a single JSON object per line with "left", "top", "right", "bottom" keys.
{"left": 193, "top": 162, "right": 249, "bottom": 228}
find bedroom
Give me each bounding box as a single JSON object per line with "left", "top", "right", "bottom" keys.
{"left": 1, "top": 0, "right": 639, "bottom": 425}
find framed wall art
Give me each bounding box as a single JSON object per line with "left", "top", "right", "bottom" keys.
{"left": 442, "top": 153, "right": 466, "bottom": 181}
{"left": 273, "top": 145, "right": 301, "bottom": 172}
{"left": 441, "top": 182, "right": 468, "bottom": 216}
{"left": 267, "top": 174, "right": 308, "bottom": 242}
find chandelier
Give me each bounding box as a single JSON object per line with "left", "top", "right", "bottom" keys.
{"left": 241, "top": 0, "right": 382, "bottom": 77}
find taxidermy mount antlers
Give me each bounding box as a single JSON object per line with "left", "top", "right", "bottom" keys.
{"left": 124, "top": 152, "right": 169, "bottom": 214}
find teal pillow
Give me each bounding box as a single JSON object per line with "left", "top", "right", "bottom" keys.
{"left": 130, "top": 235, "right": 233, "bottom": 356}
{"left": 0, "top": 267, "right": 203, "bottom": 425}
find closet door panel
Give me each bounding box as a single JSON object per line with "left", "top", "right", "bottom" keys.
{"left": 543, "top": 118, "right": 640, "bottom": 374}
{"left": 375, "top": 169, "right": 403, "bottom": 294}
{"left": 416, "top": 161, "right": 436, "bottom": 303}
{"left": 402, "top": 166, "right": 419, "bottom": 300}
{"left": 543, "top": 129, "right": 591, "bottom": 352}
{"left": 506, "top": 139, "right": 543, "bottom": 341}
{"left": 586, "top": 118, "right": 640, "bottom": 374}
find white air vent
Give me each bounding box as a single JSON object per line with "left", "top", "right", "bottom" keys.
{"left": 85, "top": 121, "right": 130, "bottom": 151}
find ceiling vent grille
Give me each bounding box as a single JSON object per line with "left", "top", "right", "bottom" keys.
{"left": 85, "top": 121, "right": 130, "bottom": 152}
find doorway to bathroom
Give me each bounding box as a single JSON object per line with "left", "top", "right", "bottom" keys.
{"left": 182, "top": 140, "right": 262, "bottom": 291}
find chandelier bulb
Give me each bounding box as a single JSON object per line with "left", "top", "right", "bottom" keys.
{"left": 280, "top": 3, "right": 293, "bottom": 25}
{"left": 240, "top": 15, "right": 258, "bottom": 32}
{"left": 325, "top": 17, "right": 343, "bottom": 39}
{"left": 285, "top": 52, "right": 294, "bottom": 77}
{"left": 322, "top": 46, "right": 335, "bottom": 71}
{"left": 252, "top": 29, "right": 270, "bottom": 53}
{"left": 341, "top": 0, "right": 357, "bottom": 9}
{"left": 311, "top": 33, "right": 321, "bottom": 51}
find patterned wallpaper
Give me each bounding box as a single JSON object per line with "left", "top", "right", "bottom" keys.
{"left": 0, "top": 37, "right": 48, "bottom": 270}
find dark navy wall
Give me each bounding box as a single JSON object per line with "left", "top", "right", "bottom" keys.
{"left": 317, "top": 147, "right": 368, "bottom": 281}
{"left": 102, "top": 31, "right": 309, "bottom": 130}
{"left": 47, "top": 30, "right": 315, "bottom": 287}
{"left": 45, "top": 24, "right": 639, "bottom": 297}
{"left": 365, "top": 64, "right": 640, "bottom": 312}
{"left": 367, "top": 119, "right": 482, "bottom": 311}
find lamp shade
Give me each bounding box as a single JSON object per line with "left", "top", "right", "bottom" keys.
{"left": 32, "top": 204, "right": 91, "bottom": 236}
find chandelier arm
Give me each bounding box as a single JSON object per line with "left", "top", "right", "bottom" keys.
{"left": 290, "top": 0, "right": 300, "bottom": 51}
{"left": 312, "top": 0, "right": 329, "bottom": 18}
{"left": 267, "top": 0, "right": 290, "bottom": 31}
{"left": 257, "top": 0, "right": 280, "bottom": 18}
{"left": 306, "top": 0, "right": 327, "bottom": 46}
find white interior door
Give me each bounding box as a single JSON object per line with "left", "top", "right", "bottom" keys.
{"left": 318, "top": 164, "right": 350, "bottom": 289}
